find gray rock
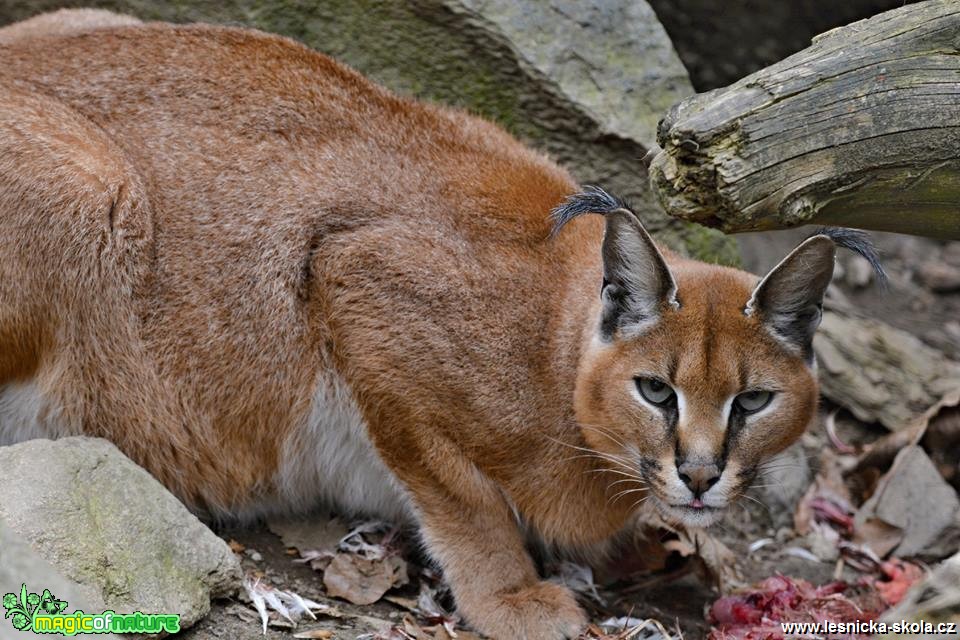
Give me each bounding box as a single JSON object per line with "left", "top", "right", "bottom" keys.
{"left": 843, "top": 254, "right": 875, "bottom": 289}
{"left": 917, "top": 261, "right": 960, "bottom": 293}
{"left": 0, "top": 519, "right": 122, "bottom": 639}
{"left": 854, "top": 446, "right": 960, "bottom": 559}
{"left": 0, "top": 0, "right": 739, "bottom": 265}
{"left": 445, "top": 0, "right": 690, "bottom": 150}
{"left": 0, "top": 438, "right": 241, "bottom": 633}
{"left": 814, "top": 303, "right": 960, "bottom": 432}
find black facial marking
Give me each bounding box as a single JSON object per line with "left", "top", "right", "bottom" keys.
{"left": 726, "top": 403, "right": 748, "bottom": 444}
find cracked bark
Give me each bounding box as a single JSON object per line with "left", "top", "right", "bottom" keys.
{"left": 648, "top": 0, "right": 960, "bottom": 239}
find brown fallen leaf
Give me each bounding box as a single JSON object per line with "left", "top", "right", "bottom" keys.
{"left": 383, "top": 594, "right": 419, "bottom": 612}
{"left": 401, "top": 614, "right": 434, "bottom": 640}
{"left": 267, "top": 515, "right": 350, "bottom": 553}
{"left": 850, "top": 388, "right": 960, "bottom": 500}
{"left": 853, "top": 517, "right": 903, "bottom": 559}
{"left": 293, "top": 630, "right": 334, "bottom": 639}
{"left": 662, "top": 525, "right": 743, "bottom": 592}
{"left": 922, "top": 398, "right": 960, "bottom": 493}
{"left": 323, "top": 552, "right": 408, "bottom": 605}
{"left": 227, "top": 538, "right": 246, "bottom": 554}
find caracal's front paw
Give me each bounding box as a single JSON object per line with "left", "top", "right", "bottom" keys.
{"left": 464, "top": 581, "right": 587, "bottom": 640}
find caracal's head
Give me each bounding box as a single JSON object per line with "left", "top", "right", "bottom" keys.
{"left": 554, "top": 187, "right": 881, "bottom": 528}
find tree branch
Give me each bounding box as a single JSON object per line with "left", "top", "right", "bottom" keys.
{"left": 648, "top": 0, "right": 960, "bottom": 239}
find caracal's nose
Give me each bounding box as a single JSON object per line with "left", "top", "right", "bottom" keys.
{"left": 677, "top": 459, "right": 721, "bottom": 497}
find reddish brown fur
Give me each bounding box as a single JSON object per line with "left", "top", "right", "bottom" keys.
{"left": 0, "top": 13, "right": 824, "bottom": 639}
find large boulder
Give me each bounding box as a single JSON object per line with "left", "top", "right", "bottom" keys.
{"left": 0, "top": 0, "right": 738, "bottom": 264}
{"left": 0, "top": 438, "right": 241, "bottom": 633}
{"left": 0, "top": 519, "right": 122, "bottom": 639}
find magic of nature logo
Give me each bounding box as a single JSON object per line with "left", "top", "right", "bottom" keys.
{"left": 3, "top": 583, "right": 180, "bottom": 635}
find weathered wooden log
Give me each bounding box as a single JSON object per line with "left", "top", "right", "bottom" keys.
{"left": 649, "top": 0, "right": 960, "bottom": 239}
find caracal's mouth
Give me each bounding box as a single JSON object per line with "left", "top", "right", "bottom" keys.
{"left": 653, "top": 495, "right": 728, "bottom": 527}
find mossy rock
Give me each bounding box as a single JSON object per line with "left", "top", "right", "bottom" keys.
{"left": 0, "top": 438, "right": 240, "bottom": 632}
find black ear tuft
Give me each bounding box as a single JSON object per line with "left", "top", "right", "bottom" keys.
{"left": 550, "top": 186, "right": 631, "bottom": 237}
{"left": 809, "top": 227, "right": 888, "bottom": 289}
{"left": 549, "top": 186, "right": 678, "bottom": 340}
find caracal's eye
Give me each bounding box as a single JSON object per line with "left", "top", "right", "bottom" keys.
{"left": 636, "top": 377, "right": 676, "bottom": 406}
{"left": 735, "top": 390, "right": 773, "bottom": 413}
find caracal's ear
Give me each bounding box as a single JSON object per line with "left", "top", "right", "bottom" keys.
{"left": 746, "top": 235, "right": 835, "bottom": 356}
{"left": 746, "top": 227, "right": 886, "bottom": 358}
{"left": 551, "top": 186, "right": 678, "bottom": 340}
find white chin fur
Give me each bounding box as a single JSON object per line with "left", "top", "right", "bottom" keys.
{"left": 654, "top": 499, "right": 726, "bottom": 528}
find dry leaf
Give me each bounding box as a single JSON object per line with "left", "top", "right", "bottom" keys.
{"left": 853, "top": 446, "right": 960, "bottom": 558}
{"left": 814, "top": 308, "right": 960, "bottom": 431}
{"left": 323, "top": 552, "right": 408, "bottom": 605}
{"left": 294, "top": 630, "right": 334, "bottom": 639}
{"left": 674, "top": 527, "right": 743, "bottom": 592}
{"left": 383, "top": 594, "right": 419, "bottom": 612}
{"left": 267, "top": 515, "right": 349, "bottom": 553}
{"left": 921, "top": 395, "right": 960, "bottom": 493}
{"left": 585, "top": 616, "right": 678, "bottom": 639}
{"left": 431, "top": 626, "right": 454, "bottom": 640}
{"left": 227, "top": 538, "right": 246, "bottom": 554}
{"left": 853, "top": 517, "right": 904, "bottom": 558}
{"left": 852, "top": 389, "right": 960, "bottom": 497}
{"left": 401, "top": 614, "right": 434, "bottom": 640}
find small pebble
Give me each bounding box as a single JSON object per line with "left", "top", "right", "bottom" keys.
{"left": 843, "top": 255, "right": 874, "bottom": 288}
{"left": 916, "top": 261, "right": 960, "bottom": 292}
